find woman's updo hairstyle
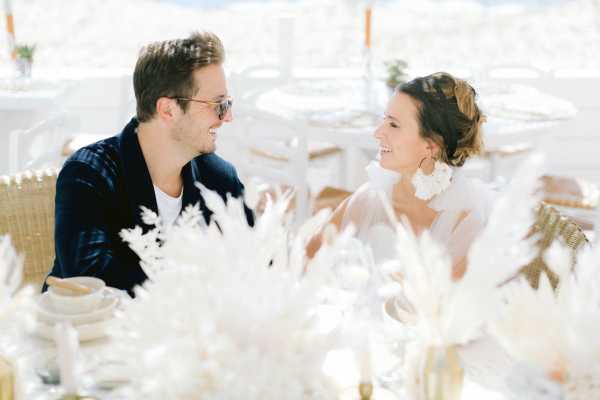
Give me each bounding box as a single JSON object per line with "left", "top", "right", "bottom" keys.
{"left": 398, "top": 72, "right": 486, "bottom": 167}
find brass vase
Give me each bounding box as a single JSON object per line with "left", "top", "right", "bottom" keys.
{"left": 359, "top": 381, "right": 373, "bottom": 400}
{"left": 421, "top": 345, "right": 464, "bottom": 400}
{"left": 0, "top": 355, "right": 14, "bottom": 400}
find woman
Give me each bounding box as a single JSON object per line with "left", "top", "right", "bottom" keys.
{"left": 307, "top": 72, "right": 493, "bottom": 279}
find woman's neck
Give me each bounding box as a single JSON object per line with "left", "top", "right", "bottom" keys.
{"left": 391, "top": 174, "right": 438, "bottom": 234}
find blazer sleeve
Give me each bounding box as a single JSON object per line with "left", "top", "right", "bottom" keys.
{"left": 53, "top": 161, "right": 146, "bottom": 291}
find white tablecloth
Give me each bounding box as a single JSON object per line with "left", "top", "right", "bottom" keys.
{"left": 15, "top": 292, "right": 510, "bottom": 399}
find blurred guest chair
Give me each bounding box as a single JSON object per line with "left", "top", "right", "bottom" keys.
{"left": 0, "top": 169, "right": 57, "bottom": 290}
{"left": 8, "top": 113, "right": 69, "bottom": 174}
{"left": 224, "top": 107, "right": 311, "bottom": 224}
{"left": 519, "top": 203, "right": 588, "bottom": 289}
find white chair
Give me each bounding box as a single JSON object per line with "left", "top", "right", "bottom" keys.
{"left": 220, "top": 106, "right": 310, "bottom": 224}
{"left": 8, "top": 112, "right": 115, "bottom": 175}
{"left": 482, "top": 65, "right": 563, "bottom": 183}
{"left": 229, "top": 65, "right": 288, "bottom": 105}
{"left": 228, "top": 65, "right": 345, "bottom": 190}
{"left": 8, "top": 112, "right": 70, "bottom": 174}
{"left": 59, "top": 73, "right": 134, "bottom": 134}
{"left": 51, "top": 74, "right": 134, "bottom": 160}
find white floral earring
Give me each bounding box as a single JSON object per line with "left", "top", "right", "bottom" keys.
{"left": 411, "top": 157, "right": 452, "bottom": 200}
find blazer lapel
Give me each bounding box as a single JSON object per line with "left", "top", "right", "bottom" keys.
{"left": 181, "top": 160, "right": 213, "bottom": 225}
{"left": 118, "top": 118, "right": 158, "bottom": 233}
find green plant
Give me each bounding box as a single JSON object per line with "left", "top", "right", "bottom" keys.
{"left": 15, "top": 44, "right": 36, "bottom": 61}
{"left": 385, "top": 59, "right": 408, "bottom": 89}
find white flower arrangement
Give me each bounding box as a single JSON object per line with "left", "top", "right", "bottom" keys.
{"left": 492, "top": 240, "right": 600, "bottom": 400}
{"left": 382, "top": 154, "right": 546, "bottom": 398}
{"left": 0, "top": 235, "right": 37, "bottom": 399}
{"left": 389, "top": 155, "right": 544, "bottom": 346}
{"left": 0, "top": 235, "right": 25, "bottom": 318}
{"left": 111, "top": 185, "right": 373, "bottom": 399}
{"left": 0, "top": 235, "right": 35, "bottom": 331}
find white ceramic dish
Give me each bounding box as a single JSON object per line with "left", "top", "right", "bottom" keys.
{"left": 47, "top": 276, "right": 106, "bottom": 315}
{"left": 36, "top": 292, "right": 117, "bottom": 325}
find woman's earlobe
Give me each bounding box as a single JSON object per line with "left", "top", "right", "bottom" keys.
{"left": 425, "top": 139, "right": 440, "bottom": 157}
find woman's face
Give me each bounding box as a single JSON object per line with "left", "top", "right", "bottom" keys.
{"left": 374, "top": 92, "right": 437, "bottom": 174}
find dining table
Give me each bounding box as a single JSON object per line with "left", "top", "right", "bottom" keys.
{"left": 2, "top": 289, "right": 513, "bottom": 400}
{"left": 254, "top": 72, "right": 577, "bottom": 190}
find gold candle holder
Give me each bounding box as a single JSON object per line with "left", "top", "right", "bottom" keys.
{"left": 60, "top": 395, "right": 98, "bottom": 400}
{"left": 0, "top": 355, "right": 15, "bottom": 400}
{"left": 359, "top": 381, "right": 373, "bottom": 400}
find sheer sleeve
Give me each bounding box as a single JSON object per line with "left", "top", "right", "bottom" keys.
{"left": 341, "top": 183, "right": 392, "bottom": 232}
{"left": 340, "top": 161, "right": 402, "bottom": 263}
{"left": 341, "top": 161, "right": 402, "bottom": 232}
{"left": 429, "top": 175, "right": 496, "bottom": 263}
{"left": 444, "top": 209, "right": 487, "bottom": 263}
{"left": 341, "top": 162, "right": 495, "bottom": 267}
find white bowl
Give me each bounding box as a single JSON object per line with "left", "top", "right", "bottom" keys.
{"left": 47, "top": 276, "right": 106, "bottom": 315}
{"left": 36, "top": 292, "right": 117, "bottom": 325}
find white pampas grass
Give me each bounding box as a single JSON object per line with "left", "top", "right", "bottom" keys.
{"left": 389, "top": 154, "right": 546, "bottom": 347}
{"left": 113, "top": 184, "right": 373, "bottom": 399}
{"left": 491, "top": 223, "right": 600, "bottom": 399}
{"left": 0, "top": 235, "right": 37, "bottom": 399}
{"left": 0, "top": 235, "right": 34, "bottom": 324}
{"left": 0, "top": 235, "right": 24, "bottom": 316}
{"left": 379, "top": 154, "right": 548, "bottom": 398}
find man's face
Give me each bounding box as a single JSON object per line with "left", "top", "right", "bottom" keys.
{"left": 171, "top": 64, "right": 232, "bottom": 157}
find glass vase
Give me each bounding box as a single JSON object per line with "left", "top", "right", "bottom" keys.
{"left": 15, "top": 57, "right": 32, "bottom": 79}
{"left": 422, "top": 345, "right": 464, "bottom": 400}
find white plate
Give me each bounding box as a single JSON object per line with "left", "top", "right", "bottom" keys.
{"left": 36, "top": 291, "right": 118, "bottom": 326}
{"left": 34, "top": 317, "right": 112, "bottom": 342}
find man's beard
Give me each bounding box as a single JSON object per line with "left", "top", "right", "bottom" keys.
{"left": 171, "top": 124, "right": 209, "bottom": 157}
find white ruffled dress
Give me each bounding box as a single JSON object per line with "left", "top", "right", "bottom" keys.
{"left": 340, "top": 161, "right": 496, "bottom": 264}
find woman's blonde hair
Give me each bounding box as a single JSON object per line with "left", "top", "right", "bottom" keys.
{"left": 397, "top": 72, "right": 485, "bottom": 167}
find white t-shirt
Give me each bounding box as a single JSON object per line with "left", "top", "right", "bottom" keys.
{"left": 153, "top": 184, "right": 183, "bottom": 227}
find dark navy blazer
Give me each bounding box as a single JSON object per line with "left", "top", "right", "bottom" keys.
{"left": 46, "top": 117, "right": 253, "bottom": 294}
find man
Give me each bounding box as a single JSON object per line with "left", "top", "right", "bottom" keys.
{"left": 46, "top": 32, "right": 253, "bottom": 294}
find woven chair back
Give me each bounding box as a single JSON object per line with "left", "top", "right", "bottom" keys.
{"left": 520, "top": 202, "right": 588, "bottom": 288}
{"left": 0, "top": 170, "right": 58, "bottom": 290}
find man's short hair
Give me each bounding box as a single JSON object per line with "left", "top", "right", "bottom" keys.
{"left": 133, "top": 31, "right": 225, "bottom": 122}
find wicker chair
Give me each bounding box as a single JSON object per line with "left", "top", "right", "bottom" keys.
{"left": 0, "top": 170, "right": 58, "bottom": 290}
{"left": 519, "top": 202, "right": 588, "bottom": 289}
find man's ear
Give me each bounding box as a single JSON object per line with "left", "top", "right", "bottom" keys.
{"left": 156, "top": 97, "right": 177, "bottom": 122}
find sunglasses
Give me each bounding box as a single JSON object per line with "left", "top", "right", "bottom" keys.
{"left": 171, "top": 96, "right": 233, "bottom": 120}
